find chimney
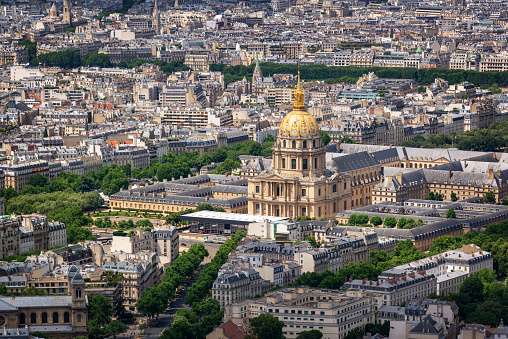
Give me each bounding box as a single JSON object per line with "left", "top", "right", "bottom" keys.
{"left": 180, "top": 176, "right": 183, "bottom": 179}
{"left": 376, "top": 281, "right": 379, "bottom": 286}
{"left": 349, "top": 276, "right": 353, "bottom": 282}
{"left": 163, "top": 179, "right": 167, "bottom": 183}
{"left": 497, "top": 170, "right": 501, "bottom": 177}
{"left": 489, "top": 168, "right": 494, "bottom": 180}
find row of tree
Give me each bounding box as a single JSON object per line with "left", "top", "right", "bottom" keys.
{"left": 347, "top": 214, "right": 425, "bottom": 229}
{"left": 157, "top": 231, "right": 245, "bottom": 339}
{"left": 136, "top": 243, "right": 209, "bottom": 318}
{"left": 399, "top": 120, "right": 508, "bottom": 152}
{"left": 184, "top": 231, "right": 247, "bottom": 305}
{"left": 210, "top": 62, "right": 508, "bottom": 86}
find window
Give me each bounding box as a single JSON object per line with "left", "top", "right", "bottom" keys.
{"left": 314, "top": 158, "right": 317, "bottom": 169}
{"left": 333, "top": 202, "right": 336, "bottom": 213}
{"left": 77, "top": 314, "right": 82, "bottom": 323}
{"left": 333, "top": 184, "right": 337, "bottom": 193}
{"left": 283, "top": 140, "right": 286, "bottom": 148}
{"left": 302, "top": 189, "right": 307, "bottom": 197}
{"left": 302, "top": 207, "right": 307, "bottom": 216}
{"left": 255, "top": 186, "right": 260, "bottom": 193}
{"left": 30, "top": 313, "right": 36, "bottom": 324}
{"left": 282, "top": 158, "right": 286, "bottom": 168}
{"left": 75, "top": 288, "right": 82, "bottom": 299}
{"left": 292, "top": 159, "right": 296, "bottom": 169}
{"left": 255, "top": 204, "right": 260, "bottom": 214}
{"left": 344, "top": 182, "right": 347, "bottom": 189}
{"left": 318, "top": 189, "right": 321, "bottom": 196}
{"left": 303, "top": 159, "right": 308, "bottom": 170}
{"left": 303, "top": 141, "right": 307, "bottom": 148}
{"left": 313, "top": 140, "right": 316, "bottom": 148}
{"left": 292, "top": 141, "right": 296, "bottom": 149}
{"left": 19, "top": 313, "right": 25, "bottom": 325}
{"left": 53, "top": 312, "right": 59, "bottom": 324}
{"left": 318, "top": 207, "right": 321, "bottom": 217}
{"left": 42, "top": 312, "right": 48, "bottom": 324}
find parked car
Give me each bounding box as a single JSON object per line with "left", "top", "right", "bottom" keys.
{"left": 181, "top": 243, "right": 187, "bottom": 246}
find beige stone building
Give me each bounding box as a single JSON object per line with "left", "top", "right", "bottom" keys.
{"left": 0, "top": 272, "right": 88, "bottom": 338}
{"left": 225, "top": 287, "right": 375, "bottom": 339}
{"left": 248, "top": 73, "right": 351, "bottom": 220}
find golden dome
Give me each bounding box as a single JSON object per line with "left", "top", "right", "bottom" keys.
{"left": 279, "top": 69, "right": 319, "bottom": 137}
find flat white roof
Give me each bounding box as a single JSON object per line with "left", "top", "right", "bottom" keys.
{"left": 181, "top": 211, "right": 288, "bottom": 224}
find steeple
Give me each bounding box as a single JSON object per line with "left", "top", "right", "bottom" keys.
{"left": 252, "top": 57, "right": 263, "bottom": 84}
{"left": 153, "top": 0, "right": 161, "bottom": 34}
{"left": 293, "top": 67, "right": 305, "bottom": 111}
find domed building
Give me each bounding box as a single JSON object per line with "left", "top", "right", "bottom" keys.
{"left": 248, "top": 72, "right": 351, "bottom": 220}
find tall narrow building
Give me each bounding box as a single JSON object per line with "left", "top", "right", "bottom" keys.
{"left": 153, "top": 0, "right": 161, "bottom": 34}
{"left": 63, "top": 0, "right": 72, "bottom": 26}
{"left": 252, "top": 57, "right": 263, "bottom": 84}
{"left": 247, "top": 70, "right": 352, "bottom": 220}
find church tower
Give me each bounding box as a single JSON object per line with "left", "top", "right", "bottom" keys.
{"left": 68, "top": 267, "right": 88, "bottom": 336}
{"left": 272, "top": 70, "right": 326, "bottom": 179}
{"left": 153, "top": 0, "right": 161, "bottom": 34}
{"left": 252, "top": 57, "right": 263, "bottom": 84}
{"left": 63, "top": 0, "right": 72, "bottom": 26}
{"left": 247, "top": 69, "right": 351, "bottom": 220}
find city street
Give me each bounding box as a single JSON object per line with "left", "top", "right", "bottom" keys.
{"left": 120, "top": 235, "right": 223, "bottom": 338}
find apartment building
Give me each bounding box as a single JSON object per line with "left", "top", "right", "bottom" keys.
{"left": 344, "top": 272, "right": 437, "bottom": 307}
{"left": 212, "top": 269, "right": 266, "bottom": 308}
{"left": 102, "top": 251, "right": 163, "bottom": 311}
{"left": 479, "top": 51, "right": 508, "bottom": 72}
{"left": 380, "top": 244, "right": 493, "bottom": 296}
{"left": 159, "top": 83, "right": 208, "bottom": 108}
{"left": 225, "top": 287, "right": 375, "bottom": 339}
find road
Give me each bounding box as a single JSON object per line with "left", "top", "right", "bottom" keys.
{"left": 143, "top": 237, "right": 222, "bottom": 338}
{"left": 143, "top": 265, "right": 200, "bottom": 338}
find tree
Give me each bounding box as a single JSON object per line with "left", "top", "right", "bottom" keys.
{"left": 29, "top": 173, "right": 48, "bottom": 187}
{"left": 88, "top": 294, "right": 113, "bottom": 327}
{"left": 21, "top": 286, "right": 47, "bottom": 296}
{"left": 306, "top": 236, "right": 318, "bottom": 246}
{"left": 101, "top": 170, "right": 129, "bottom": 196}
{"left": 106, "top": 320, "right": 127, "bottom": 339}
{"left": 82, "top": 53, "right": 111, "bottom": 67}
{"left": 451, "top": 192, "right": 458, "bottom": 202}
{"left": 297, "top": 330, "right": 323, "bottom": 339}
{"left": 320, "top": 130, "right": 331, "bottom": 145}
{"left": 397, "top": 217, "right": 407, "bottom": 228}
{"left": 418, "top": 86, "right": 427, "bottom": 93}
{"left": 43, "top": 127, "right": 48, "bottom": 137}
{"left": 484, "top": 191, "right": 496, "bottom": 204}
{"left": 383, "top": 217, "right": 397, "bottom": 228}
{"left": 459, "top": 276, "right": 484, "bottom": 303}
{"left": 446, "top": 208, "right": 456, "bottom": 219}
{"left": 249, "top": 314, "right": 285, "bottom": 339}
{"left": 370, "top": 216, "right": 382, "bottom": 226}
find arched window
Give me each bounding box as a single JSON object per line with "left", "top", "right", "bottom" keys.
{"left": 30, "top": 313, "right": 36, "bottom": 324}
{"left": 283, "top": 140, "right": 286, "bottom": 148}
{"left": 292, "top": 141, "right": 296, "bottom": 149}
{"left": 42, "top": 312, "right": 47, "bottom": 324}
{"left": 64, "top": 312, "right": 70, "bottom": 323}
{"left": 19, "top": 313, "right": 25, "bottom": 325}
{"left": 303, "top": 141, "right": 307, "bottom": 148}
{"left": 76, "top": 288, "right": 82, "bottom": 299}
{"left": 313, "top": 140, "right": 316, "bottom": 148}
{"left": 53, "top": 312, "right": 59, "bottom": 324}
{"left": 333, "top": 184, "right": 337, "bottom": 193}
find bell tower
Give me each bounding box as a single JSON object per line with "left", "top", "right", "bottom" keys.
{"left": 63, "top": 0, "right": 72, "bottom": 26}
{"left": 153, "top": 0, "right": 161, "bottom": 34}
{"left": 69, "top": 269, "right": 88, "bottom": 334}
